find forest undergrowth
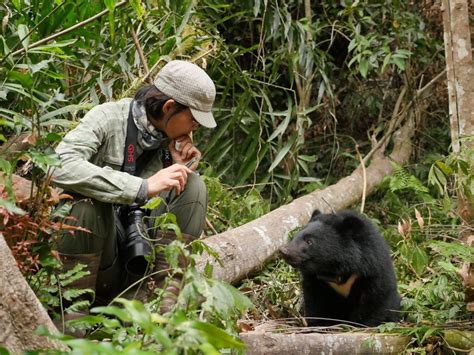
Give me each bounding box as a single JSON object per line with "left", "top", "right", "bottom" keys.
{"left": 0, "top": 0, "right": 472, "bottom": 354}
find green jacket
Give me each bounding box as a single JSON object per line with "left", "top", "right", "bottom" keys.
{"left": 52, "top": 99, "right": 166, "bottom": 205}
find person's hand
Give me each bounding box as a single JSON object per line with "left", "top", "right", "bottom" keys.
{"left": 169, "top": 135, "right": 201, "bottom": 171}
{"left": 146, "top": 164, "right": 192, "bottom": 197}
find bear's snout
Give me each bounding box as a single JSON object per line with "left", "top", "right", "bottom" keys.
{"left": 280, "top": 246, "right": 301, "bottom": 267}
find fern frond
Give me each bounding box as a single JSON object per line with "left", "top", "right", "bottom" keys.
{"left": 390, "top": 163, "right": 428, "bottom": 194}
{"left": 63, "top": 288, "right": 95, "bottom": 301}
{"left": 59, "top": 263, "right": 91, "bottom": 287}
{"left": 66, "top": 300, "right": 91, "bottom": 313}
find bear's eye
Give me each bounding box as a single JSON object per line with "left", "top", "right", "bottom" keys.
{"left": 305, "top": 239, "right": 313, "bottom": 246}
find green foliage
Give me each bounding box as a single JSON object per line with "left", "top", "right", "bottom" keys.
{"left": 47, "top": 240, "right": 252, "bottom": 354}
{"left": 203, "top": 173, "right": 270, "bottom": 233}
{"left": 239, "top": 258, "right": 301, "bottom": 320}
{"left": 371, "top": 157, "right": 470, "bottom": 326}
{"left": 428, "top": 148, "right": 473, "bottom": 200}
{"left": 0, "top": 0, "right": 465, "bottom": 353}
{"left": 33, "top": 263, "right": 95, "bottom": 318}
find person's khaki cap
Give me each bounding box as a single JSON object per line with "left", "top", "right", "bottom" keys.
{"left": 154, "top": 60, "right": 217, "bottom": 128}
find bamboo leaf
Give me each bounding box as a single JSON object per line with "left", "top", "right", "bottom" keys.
{"left": 17, "top": 24, "right": 29, "bottom": 50}
{"left": 268, "top": 140, "right": 292, "bottom": 172}
{"left": 39, "top": 104, "right": 94, "bottom": 122}
{"left": 267, "top": 99, "right": 292, "bottom": 142}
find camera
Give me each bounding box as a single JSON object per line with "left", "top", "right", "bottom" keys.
{"left": 122, "top": 203, "right": 153, "bottom": 278}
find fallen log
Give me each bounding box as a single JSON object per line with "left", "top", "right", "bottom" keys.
{"left": 197, "top": 116, "right": 415, "bottom": 283}
{"left": 240, "top": 331, "right": 411, "bottom": 355}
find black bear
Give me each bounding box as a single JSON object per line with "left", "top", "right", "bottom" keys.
{"left": 280, "top": 209, "right": 400, "bottom": 327}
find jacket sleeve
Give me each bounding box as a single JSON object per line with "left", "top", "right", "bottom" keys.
{"left": 52, "top": 106, "right": 144, "bottom": 205}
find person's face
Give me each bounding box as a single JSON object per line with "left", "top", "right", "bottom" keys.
{"left": 151, "top": 99, "right": 199, "bottom": 139}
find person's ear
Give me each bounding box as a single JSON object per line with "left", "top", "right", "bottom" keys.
{"left": 162, "top": 99, "right": 175, "bottom": 114}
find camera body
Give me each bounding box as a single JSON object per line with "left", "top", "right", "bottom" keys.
{"left": 120, "top": 203, "right": 153, "bottom": 278}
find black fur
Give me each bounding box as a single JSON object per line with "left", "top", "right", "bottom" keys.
{"left": 280, "top": 209, "right": 400, "bottom": 327}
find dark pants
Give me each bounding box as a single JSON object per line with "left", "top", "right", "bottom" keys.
{"left": 57, "top": 173, "right": 207, "bottom": 297}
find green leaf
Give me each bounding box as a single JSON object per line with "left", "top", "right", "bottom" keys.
{"left": 0, "top": 158, "right": 12, "bottom": 174}
{"left": 430, "top": 241, "right": 474, "bottom": 262}
{"left": 29, "top": 39, "right": 77, "bottom": 54}
{"left": 39, "top": 103, "right": 94, "bottom": 122}
{"left": 392, "top": 57, "right": 405, "bottom": 71}
{"left": 381, "top": 53, "right": 391, "bottom": 73}
{"left": 128, "top": 0, "right": 145, "bottom": 21}
{"left": 63, "top": 288, "right": 94, "bottom": 301}
{"left": 198, "top": 343, "right": 220, "bottom": 355}
{"left": 26, "top": 151, "right": 61, "bottom": 172}
{"left": 29, "top": 59, "right": 52, "bottom": 74}
{"left": 66, "top": 315, "right": 106, "bottom": 327}
{"left": 91, "top": 305, "right": 132, "bottom": 323}
{"left": 115, "top": 298, "right": 153, "bottom": 333}
{"left": 411, "top": 245, "right": 429, "bottom": 276}
{"left": 267, "top": 99, "right": 292, "bottom": 142}
{"left": 218, "top": 282, "right": 253, "bottom": 312}
{"left": 142, "top": 196, "right": 162, "bottom": 210}
{"left": 436, "top": 261, "right": 459, "bottom": 274}
{"left": 66, "top": 300, "right": 91, "bottom": 313}
{"left": 268, "top": 140, "right": 292, "bottom": 172}
{"left": 7, "top": 70, "right": 33, "bottom": 88}
{"left": 0, "top": 198, "right": 25, "bottom": 215}
{"left": 359, "top": 59, "right": 369, "bottom": 78}
{"left": 46, "top": 132, "right": 63, "bottom": 142}
{"left": 104, "top": 0, "right": 116, "bottom": 42}
{"left": 17, "top": 24, "right": 29, "bottom": 50}
{"left": 435, "top": 161, "right": 453, "bottom": 175}
{"left": 11, "top": 0, "right": 21, "bottom": 10}
{"left": 182, "top": 320, "right": 245, "bottom": 349}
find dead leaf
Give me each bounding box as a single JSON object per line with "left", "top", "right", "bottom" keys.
{"left": 415, "top": 208, "right": 424, "bottom": 230}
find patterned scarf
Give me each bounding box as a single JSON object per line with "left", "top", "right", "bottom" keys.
{"left": 132, "top": 100, "right": 167, "bottom": 150}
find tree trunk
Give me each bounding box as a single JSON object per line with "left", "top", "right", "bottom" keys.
{"left": 0, "top": 235, "right": 66, "bottom": 353}
{"left": 442, "top": 0, "right": 473, "bottom": 153}
{"left": 240, "top": 331, "right": 411, "bottom": 355}
{"left": 197, "top": 116, "right": 415, "bottom": 283}
{"left": 441, "top": 0, "right": 474, "bottom": 309}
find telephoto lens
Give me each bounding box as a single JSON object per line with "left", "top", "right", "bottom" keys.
{"left": 124, "top": 203, "right": 153, "bottom": 278}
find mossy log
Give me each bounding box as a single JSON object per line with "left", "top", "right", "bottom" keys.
{"left": 443, "top": 330, "right": 474, "bottom": 353}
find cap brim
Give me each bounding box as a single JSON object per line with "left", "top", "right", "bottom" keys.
{"left": 190, "top": 108, "right": 217, "bottom": 128}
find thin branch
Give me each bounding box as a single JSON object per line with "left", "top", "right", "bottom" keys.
{"left": 356, "top": 145, "right": 367, "bottom": 214}
{"left": 131, "top": 27, "right": 150, "bottom": 80}
{"left": 205, "top": 217, "right": 218, "bottom": 235}
{"left": 143, "top": 58, "right": 166, "bottom": 83}
{"left": 7, "top": 0, "right": 128, "bottom": 58}
{"left": 190, "top": 42, "right": 217, "bottom": 64}
{"left": 416, "top": 69, "right": 446, "bottom": 98}
{"left": 304, "top": 0, "right": 313, "bottom": 42}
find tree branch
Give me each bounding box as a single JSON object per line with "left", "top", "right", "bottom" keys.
{"left": 131, "top": 26, "right": 150, "bottom": 80}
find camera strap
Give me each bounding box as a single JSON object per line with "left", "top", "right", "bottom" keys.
{"left": 122, "top": 100, "right": 172, "bottom": 176}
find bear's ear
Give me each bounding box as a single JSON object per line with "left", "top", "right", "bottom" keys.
{"left": 336, "top": 213, "right": 366, "bottom": 237}
{"left": 310, "top": 209, "right": 321, "bottom": 222}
